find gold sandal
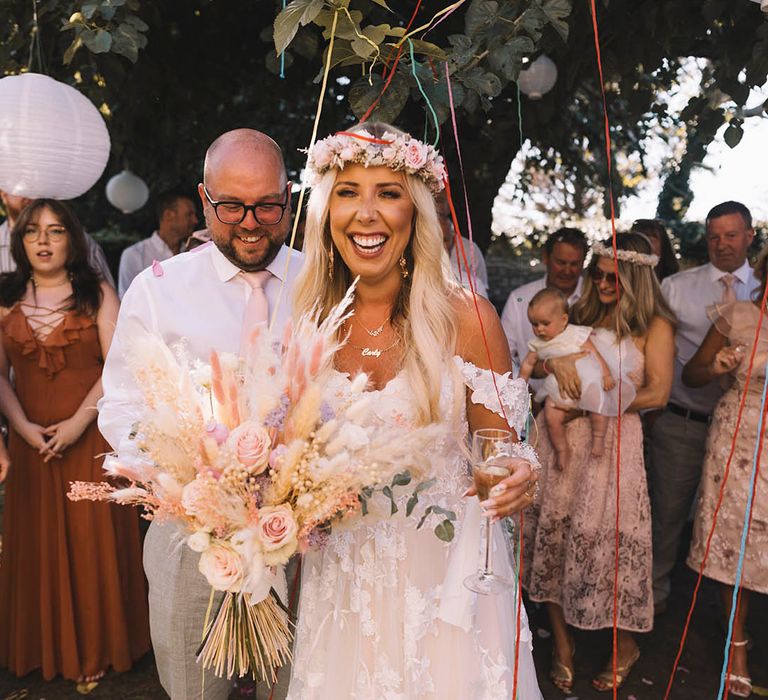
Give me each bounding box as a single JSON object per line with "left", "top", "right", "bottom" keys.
{"left": 550, "top": 637, "right": 575, "bottom": 694}
{"left": 592, "top": 646, "right": 640, "bottom": 692}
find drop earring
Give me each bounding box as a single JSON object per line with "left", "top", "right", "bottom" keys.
{"left": 399, "top": 256, "right": 409, "bottom": 279}
{"left": 328, "top": 245, "right": 335, "bottom": 279}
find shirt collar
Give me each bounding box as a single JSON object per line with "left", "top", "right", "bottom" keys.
{"left": 708, "top": 260, "right": 752, "bottom": 285}
{"left": 209, "top": 242, "right": 293, "bottom": 283}
{"left": 542, "top": 274, "right": 583, "bottom": 304}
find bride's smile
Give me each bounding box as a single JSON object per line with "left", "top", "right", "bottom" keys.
{"left": 329, "top": 164, "right": 414, "bottom": 284}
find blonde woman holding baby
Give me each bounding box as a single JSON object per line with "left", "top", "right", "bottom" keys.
{"left": 523, "top": 232, "right": 676, "bottom": 693}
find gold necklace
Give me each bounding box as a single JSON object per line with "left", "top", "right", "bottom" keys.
{"left": 358, "top": 318, "right": 388, "bottom": 337}
{"left": 347, "top": 337, "right": 400, "bottom": 359}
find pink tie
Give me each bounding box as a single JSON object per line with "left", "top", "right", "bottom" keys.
{"left": 239, "top": 271, "right": 271, "bottom": 355}
{"left": 720, "top": 273, "right": 737, "bottom": 304}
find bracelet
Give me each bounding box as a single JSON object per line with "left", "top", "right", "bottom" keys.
{"left": 542, "top": 359, "right": 552, "bottom": 375}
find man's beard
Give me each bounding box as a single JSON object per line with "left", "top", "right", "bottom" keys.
{"left": 216, "top": 231, "right": 284, "bottom": 272}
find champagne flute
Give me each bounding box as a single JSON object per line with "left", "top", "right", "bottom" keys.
{"left": 464, "top": 428, "right": 514, "bottom": 595}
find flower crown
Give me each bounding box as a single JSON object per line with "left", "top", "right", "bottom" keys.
{"left": 592, "top": 242, "right": 659, "bottom": 267}
{"left": 305, "top": 129, "right": 447, "bottom": 194}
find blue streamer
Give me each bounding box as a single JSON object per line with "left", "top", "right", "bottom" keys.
{"left": 408, "top": 39, "right": 440, "bottom": 147}
{"left": 279, "top": 0, "right": 287, "bottom": 79}
{"left": 717, "top": 353, "right": 768, "bottom": 698}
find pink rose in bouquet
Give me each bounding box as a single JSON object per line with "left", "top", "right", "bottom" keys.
{"left": 198, "top": 542, "right": 244, "bottom": 592}
{"left": 257, "top": 505, "right": 298, "bottom": 565}
{"left": 230, "top": 422, "right": 271, "bottom": 474}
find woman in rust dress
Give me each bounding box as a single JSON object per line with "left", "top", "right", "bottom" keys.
{"left": 0, "top": 199, "right": 149, "bottom": 682}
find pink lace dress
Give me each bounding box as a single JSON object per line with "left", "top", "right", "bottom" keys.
{"left": 286, "top": 358, "right": 543, "bottom": 699}
{"left": 522, "top": 330, "right": 653, "bottom": 632}
{"left": 687, "top": 301, "right": 768, "bottom": 593}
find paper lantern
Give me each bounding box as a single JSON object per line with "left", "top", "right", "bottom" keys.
{"left": 106, "top": 169, "right": 149, "bottom": 214}
{"left": 518, "top": 55, "right": 558, "bottom": 100}
{"left": 0, "top": 73, "right": 110, "bottom": 199}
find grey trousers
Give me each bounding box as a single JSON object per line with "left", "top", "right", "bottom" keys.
{"left": 144, "top": 520, "right": 293, "bottom": 700}
{"left": 648, "top": 409, "right": 709, "bottom": 604}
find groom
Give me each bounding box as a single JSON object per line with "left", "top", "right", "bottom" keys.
{"left": 98, "top": 129, "right": 303, "bottom": 700}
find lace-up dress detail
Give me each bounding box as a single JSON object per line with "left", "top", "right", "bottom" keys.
{"left": 0, "top": 303, "right": 150, "bottom": 681}
{"left": 286, "top": 358, "right": 542, "bottom": 700}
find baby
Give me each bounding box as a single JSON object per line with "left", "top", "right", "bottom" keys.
{"left": 519, "top": 288, "right": 615, "bottom": 470}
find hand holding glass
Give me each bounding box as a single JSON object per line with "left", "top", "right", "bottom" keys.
{"left": 464, "top": 428, "right": 514, "bottom": 595}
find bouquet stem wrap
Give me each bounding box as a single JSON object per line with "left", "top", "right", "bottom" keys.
{"left": 197, "top": 589, "right": 292, "bottom": 682}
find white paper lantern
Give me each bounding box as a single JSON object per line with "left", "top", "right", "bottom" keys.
{"left": 106, "top": 169, "right": 149, "bottom": 214}
{"left": 518, "top": 55, "right": 558, "bottom": 100}
{"left": 0, "top": 73, "right": 111, "bottom": 199}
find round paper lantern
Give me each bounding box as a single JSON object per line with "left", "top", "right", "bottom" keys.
{"left": 518, "top": 55, "right": 558, "bottom": 100}
{"left": 0, "top": 73, "right": 110, "bottom": 199}
{"left": 106, "top": 169, "right": 149, "bottom": 214}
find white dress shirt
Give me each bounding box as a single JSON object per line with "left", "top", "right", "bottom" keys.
{"left": 500, "top": 274, "right": 584, "bottom": 384}
{"left": 662, "top": 260, "right": 759, "bottom": 415}
{"left": 0, "top": 219, "right": 115, "bottom": 287}
{"left": 448, "top": 237, "right": 488, "bottom": 298}
{"left": 118, "top": 231, "right": 175, "bottom": 298}
{"left": 99, "top": 243, "right": 304, "bottom": 452}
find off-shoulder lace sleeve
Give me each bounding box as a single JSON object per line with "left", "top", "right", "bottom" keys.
{"left": 456, "top": 358, "right": 530, "bottom": 437}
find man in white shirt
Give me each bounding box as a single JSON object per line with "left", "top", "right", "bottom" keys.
{"left": 0, "top": 188, "right": 115, "bottom": 285}
{"left": 500, "top": 228, "right": 588, "bottom": 385}
{"left": 649, "top": 200, "right": 758, "bottom": 613}
{"left": 435, "top": 191, "right": 489, "bottom": 297}
{"left": 99, "top": 129, "right": 301, "bottom": 700}
{"left": 117, "top": 192, "right": 199, "bottom": 297}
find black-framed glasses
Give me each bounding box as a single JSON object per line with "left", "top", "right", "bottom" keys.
{"left": 590, "top": 268, "right": 619, "bottom": 286}
{"left": 202, "top": 185, "right": 289, "bottom": 226}
{"left": 22, "top": 226, "right": 68, "bottom": 243}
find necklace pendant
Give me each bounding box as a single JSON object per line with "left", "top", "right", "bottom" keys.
{"left": 367, "top": 325, "right": 385, "bottom": 337}
{"left": 361, "top": 347, "right": 382, "bottom": 358}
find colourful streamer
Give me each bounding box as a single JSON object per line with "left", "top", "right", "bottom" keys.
{"left": 719, "top": 357, "right": 768, "bottom": 699}
{"left": 270, "top": 9, "right": 340, "bottom": 329}
{"left": 587, "top": 2, "right": 623, "bottom": 694}
{"left": 408, "top": 39, "right": 440, "bottom": 146}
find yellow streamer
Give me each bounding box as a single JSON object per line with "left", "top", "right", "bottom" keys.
{"left": 270, "top": 8, "right": 340, "bottom": 332}
{"left": 394, "top": 0, "right": 466, "bottom": 48}
{"left": 340, "top": 6, "right": 380, "bottom": 80}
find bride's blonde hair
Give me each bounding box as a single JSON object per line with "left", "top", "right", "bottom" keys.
{"left": 293, "top": 122, "right": 458, "bottom": 425}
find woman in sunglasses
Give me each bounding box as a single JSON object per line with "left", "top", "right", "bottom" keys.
{"left": 0, "top": 200, "right": 149, "bottom": 684}
{"left": 523, "top": 232, "right": 676, "bottom": 692}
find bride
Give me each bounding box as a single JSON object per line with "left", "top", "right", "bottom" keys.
{"left": 286, "top": 122, "right": 543, "bottom": 699}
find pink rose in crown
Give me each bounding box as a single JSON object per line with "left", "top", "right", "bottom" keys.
{"left": 257, "top": 505, "right": 298, "bottom": 565}
{"left": 198, "top": 542, "right": 244, "bottom": 592}
{"left": 229, "top": 422, "right": 271, "bottom": 474}
{"left": 404, "top": 138, "right": 429, "bottom": 169}
{"left": 339, "top": 145, "right": 358, "bottom": 162}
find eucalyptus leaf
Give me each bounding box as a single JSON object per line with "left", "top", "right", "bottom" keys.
{"left": 81, "top": 1, "right": 100, "bottom": 20}
{"left": 541, "top": 0, "right": 572, "bottom": 42}
{"left": 391, "top": 471, "right": 412, "bottom": 487}
{"left": 62, "top": 35, "right": 83, "bottom": 65}
{"left": 434, "top": 520, "right": 455, "bottom": 542}
{"left": 406, "top": 493, "right": 419, "bottom": 517}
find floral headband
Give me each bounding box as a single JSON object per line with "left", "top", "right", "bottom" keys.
{"left": 305, "top": 129, "right": 447, "bottom": 194}
{"left": 592, "top": 242, "right": 659, "bottom": 267}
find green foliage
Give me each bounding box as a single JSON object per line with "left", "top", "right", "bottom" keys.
{"left": 1, "top": 0, "right": 766, "bottom": 247}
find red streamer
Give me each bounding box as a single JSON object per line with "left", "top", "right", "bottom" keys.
{"left": 588, "top": 2, "right": 622, "bottom": 695}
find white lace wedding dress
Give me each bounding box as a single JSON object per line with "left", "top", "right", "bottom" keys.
{"left": 286, "top": 358, "right": 543, "bottom": 700}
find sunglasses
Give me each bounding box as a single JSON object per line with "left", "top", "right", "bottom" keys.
{"left": 590, "top": 268, "right": 619, "bottom": 286}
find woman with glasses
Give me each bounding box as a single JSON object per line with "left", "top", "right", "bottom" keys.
{"left": 0, "top": 200, "right": 149, "bottom": 684}
{"left": 523, "top": 232, "right": 676, "bottom": 692}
